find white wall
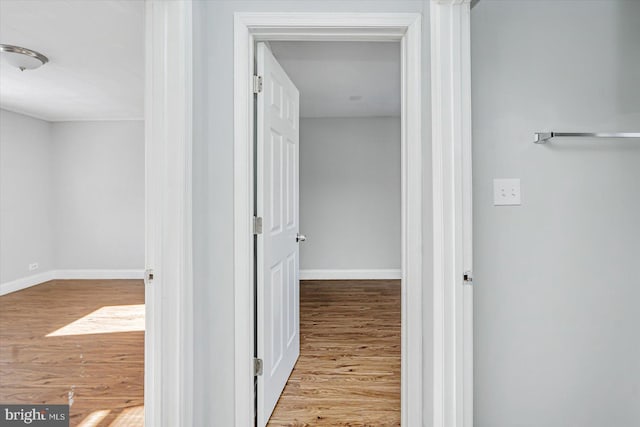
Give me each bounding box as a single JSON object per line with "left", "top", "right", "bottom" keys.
{"left": 0, "top": 109, "right": 53, "bottom": 283}
{"left": 192, "top": 1, "right": 432, "bottom": 424}
{"left": 299, "top": 117, "right": 400, "bottom": 273}
{"left": 0, "top": 111, "right": 144, "bottom": 289}
{"left": 472, "top": 1, "right": 640, "bottom": 426}
{"left": 51, "top": 121, "right": 144, "bottom": 270}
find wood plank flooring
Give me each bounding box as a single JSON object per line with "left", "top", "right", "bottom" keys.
{"left": 267, "top": 280, "right": 401, "bottom": 426}
{"left": 0, "top": 280, "right": 144, "bottom": 426}
{"left": 0, "top": 279, "right": 399, "bottom": 426}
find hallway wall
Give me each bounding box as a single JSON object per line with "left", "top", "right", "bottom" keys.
{"left": 472, "top": 1, "right": 640, "bottom": 426}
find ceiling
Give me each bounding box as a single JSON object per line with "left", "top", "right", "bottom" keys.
{"left": 270, "top": 41, "right": 400, "bottom": 118}
{"left": 0, "top": 0, "right": 144, "bottom": 122}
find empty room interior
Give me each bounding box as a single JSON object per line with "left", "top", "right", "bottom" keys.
{"left": 0, "top": 1, "right": 639, "bottom": 427}
{"left": 0, "top": 1, "right": 145, "bottom": 425}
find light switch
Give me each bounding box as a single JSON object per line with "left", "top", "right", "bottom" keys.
{"left": 493, "top": 178, "right": 521, "bottom": 206}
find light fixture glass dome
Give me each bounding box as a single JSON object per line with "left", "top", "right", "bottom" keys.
{"left": 0, "top": 44, "right": 49, "bottom": 71}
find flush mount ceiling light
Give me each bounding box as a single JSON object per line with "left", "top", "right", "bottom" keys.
{"left": 0, "top": 44, "right": 49, "bottom": 71}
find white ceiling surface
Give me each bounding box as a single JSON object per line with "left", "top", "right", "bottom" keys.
{"left": 0, "top": 0, "right": 144, "bottom": 122}
{"left": 270, "top": 41, "right": 400, "bottom": 118}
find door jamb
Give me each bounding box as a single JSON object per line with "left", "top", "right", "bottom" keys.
{"left": 431, "top": 1, "right": 474, "bottom": 426}
{"left": 234, "top": 13, "right": 423, "bottom": 426}
{"left": 145, "top": 1, "right": 194, "bottom": 425}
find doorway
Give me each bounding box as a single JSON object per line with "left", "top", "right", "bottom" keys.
{"left": 233, "top": 13, "right": 425, "bottom": 426}
{"left": 254, "top": 40, "right": 402, "bottom": 425}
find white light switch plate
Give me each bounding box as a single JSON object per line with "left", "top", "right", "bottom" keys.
{"left": 493, "top": 178, "right": 521, "bottom": 206}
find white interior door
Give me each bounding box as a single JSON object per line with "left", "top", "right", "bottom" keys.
{"left": 256, "top": 42, "right": 301, "bottom": 427}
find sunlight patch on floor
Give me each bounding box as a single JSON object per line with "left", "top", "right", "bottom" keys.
{"left": 46, "top": 304, "right": 145, "bottom": 337}
{"left": 109, "top": 406, "right": 144, "bottom": 426}
{"left": 77, "top": 409, "right": 110, "bottom": 427}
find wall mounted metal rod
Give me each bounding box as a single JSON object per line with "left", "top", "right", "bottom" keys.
{"left": 534, "top": 132, "right": 640, "bottom": 144}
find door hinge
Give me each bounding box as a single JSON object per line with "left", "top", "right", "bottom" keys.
{"left": 463, "top": 271, "right": 473, "bottom": 285}
{"left": 253, "top": 216, "right": 263, "bottom": 235}
{"left": 253, "top": 358, "right": 263, "bottom": 376}
{"left": 145, "top": 269, "right": 154, "bottom": 285}
{"left": 253, "top": 75, "right": 263, "bottom": 94}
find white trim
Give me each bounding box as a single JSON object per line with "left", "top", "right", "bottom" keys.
{"left": 46, "top": 117, "right": 145, "bottom": 122}
{"left": 234, "top": 13, "right": 423, "bottom": 426}
{"left": 46, "top": 117, "right": 144, "bottom": 123}
{"left": 0, "top": 271, "right": 54, "bottom": 296}
{"left": 0, "top": 270, "right": 145, "bottom": 296}
{"left": 431, "top": 1, "right": 473, "bottom": 427}
{"left": 300, "top": 269, "right": 402, "bottom": 281}
{"left": 53, "top": 269, "right": 144, "bottom": 280}
{"left": 459, "top": 4, "right": 474, "bottom": 426}
{"left": 145, "top": 1, "right": 194, "bottom": 426}
{"left": 0, "top": 106, "right": 54, "bottom": 122}
{"left": 401, "top": 16, "right": 424, "bottom": 427}
{"left": 233, "top": 14, "right": 255, "bottom": 427}
{"left": 0, "top": 106, "right": 144, "bottom": 123}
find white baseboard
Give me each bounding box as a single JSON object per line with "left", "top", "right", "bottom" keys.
{"left": 52, "top": 269, "right": 145, "bottom": 280}
{"left": 0, "top": 271, "right": 55, "bottom": 296}
{"left": 0, "top": 269, "right": 145, "bottom": 296}
{"left": 300, "top": 269, "right": 402, "bottom": 280}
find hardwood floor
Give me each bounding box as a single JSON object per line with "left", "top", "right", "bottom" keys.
{"left": 0, "top": 280, "right": 144, "bottom": 426}
{"left": 0, "top": 279, "right": 399, "bottom": 426}
{"left": 268, "top": 280, "right": 401, "bottom": 426}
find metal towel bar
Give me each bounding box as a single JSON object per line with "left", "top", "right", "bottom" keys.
{"left": 534, "top": 132, "right": 640, "bottom": 144}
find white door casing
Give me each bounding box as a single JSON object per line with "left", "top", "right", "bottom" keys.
{"left": 431, "top": 1, "right": 473, "bottom": 426}
{"left": 255, "top": 42, "right": 301, "bottom": 427}
{"left": 234, "top": 11, "right": 472, "bottom": 427}
{"left": 233, "top": 14, "right": 424, "bottom": 427}
{"left": 145, "top": 0, "right": 193, "bottom": 425}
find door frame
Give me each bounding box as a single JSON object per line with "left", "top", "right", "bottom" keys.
{"left": 430, "top": 2, "right": 474, "bottom": 426}
{"left": 234, "top": 5, "right": 472, "bottom": 425}
{"left": 234, "top": 13, "right": 423, "bottom": 425}
{"left": 145, "top": 0, "right": 194, "bottom": 425}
